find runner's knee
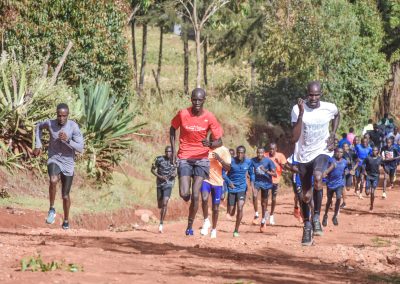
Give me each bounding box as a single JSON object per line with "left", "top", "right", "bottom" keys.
{"left": 49, "top": 176, "right": 58, "bottom": 185}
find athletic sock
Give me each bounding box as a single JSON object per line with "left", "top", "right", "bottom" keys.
{"left": 255, "top": 212, "right": 259, "bottom": 218}
{"left": 334, "top": 199, "right": 340, "bottom": 216}
{"left": 187, "top": 218, "right": 194, "bottom": 230}
{"left": 300, "top": 200, "right": 310, "bottom": 222}
{"left": 313, "top": 190, "right": 323, "bottom": 220}
{"left": 261, "top": 218, "right": 266, "bottom": 224}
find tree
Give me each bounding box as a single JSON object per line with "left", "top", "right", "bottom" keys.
{"left": 177, "top": 0, "right": 229, "bottom": 88}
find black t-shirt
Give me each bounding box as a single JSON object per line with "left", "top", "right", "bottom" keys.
{"left": 381, "top": 145, "right": 399, "bottom": 168}
{"left": 154, "top": 156, "right": 175, "bottom": 184}
{"left": 363, "top": 156, "right": 383, "bottom": 178}
{"left": 368, "top": 130, "right": 382, "bottom": 147}
{"left": 343, "top": 149, "right": 357, "bottom": 168}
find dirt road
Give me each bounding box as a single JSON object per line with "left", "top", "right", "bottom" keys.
{"left": 0, "top": 188, "right": 399, "bottom": 283}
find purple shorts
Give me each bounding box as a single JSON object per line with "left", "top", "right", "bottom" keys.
{"left": 201, "top": 181, "right": 223, "bottom": 205}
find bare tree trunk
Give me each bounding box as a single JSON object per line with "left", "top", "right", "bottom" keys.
{"left": 156, "top": 26, "right": 163, "bottom": 81}
{"left": 183, "top": 25, "right": 189, "bottom": 95}
{"left": 389, "top": 62, "right": 400, "bottom": 116}
{"left": 195, "top": 30, "right": 201, "bottom": 88}
{"left": 131, "top": 20, "right": 138, "bottom": 91}
{"left": 139, "top": 24, "right": 148, "bottom": 95}
{"left": 50, "top": 41, "right": 73, "bottom": 86}
{"left": 203, "top": 37, "right": 208, "bottom": 86}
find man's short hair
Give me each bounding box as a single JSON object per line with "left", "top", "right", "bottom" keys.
{"left": 237, "top": 145, "right": 246, "bottom": 153}
{"left": 57, "top": 103, "right": 69, "bottom": 111}
{"left": 349, "top": 127, "right": 354, "bottom": 133}
{"left": 191, "top": 88, "right": 206, "bottom": 98}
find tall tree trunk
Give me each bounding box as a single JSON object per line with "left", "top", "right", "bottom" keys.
{"left": 183, "top": 25, "right": 189, "bottom": 95}
{"left": 203, "top": 37, "right": 208, "bottom": 86}
{"left": 389, "top": 62, "right": 400, "bottom": 116}
{"left": 131, "top": 20, "right": 138, "bottom": 91}
{"left": 139, "top": 24, "right": 148, "bottom": 95}
{"left": 195, "top": 30, "right": 201, "bottom": 88}
{"left": 157, "top": 26, "right": 163, "bottom": 81}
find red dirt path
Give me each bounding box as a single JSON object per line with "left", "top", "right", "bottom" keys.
{"left": 0, "top": 188, "right": 399, "bottom": 283}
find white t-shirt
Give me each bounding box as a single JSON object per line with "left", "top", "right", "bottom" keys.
{"left": 291, "top": 101, "right": 338, "bottom": 163}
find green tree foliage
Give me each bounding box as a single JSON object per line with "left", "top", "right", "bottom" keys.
{"left": 379, "top": 0, "right": 400, "bottom": 62}
{"left": 2, "top": 0, "right": 131, "bottom": 95}
{"left": 254, "top": 0, "right": 389, "bottom": 129}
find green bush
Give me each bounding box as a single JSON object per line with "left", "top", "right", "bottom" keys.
{"left": 77, "top": 82, "right": 145, "bottom": 182}
{"left": 2, "top": 0, "right": 131, "bottom": 95}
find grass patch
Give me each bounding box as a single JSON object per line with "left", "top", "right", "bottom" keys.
{"left": 371, "top": 237, "right": 391, "bottom": 247}
{"left": 368, "top": 274, "right": 400, "bottom": 283}
{"left": 21, "top": 254, "right": 83, "bottom": 272}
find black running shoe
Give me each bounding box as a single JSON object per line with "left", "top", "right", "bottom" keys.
{"left": 322, "top": 214, "right": 328, "bottom": 227}
{"left": 62, "top": 220, "right": 70, "bottom": 230}
{"left": 332, "top": 216, "right": 338, "bottom": 226}
{"left": 340, "top": 202, "right": 346, "bottom": 209}
{"left": 301, "top": 223, "right": 313, "bottom": 246}
{"left": 313, "top": 220, "right": 323, "bottom": 236}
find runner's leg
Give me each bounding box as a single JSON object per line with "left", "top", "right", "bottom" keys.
{"left": 235, "top": 194, "right": 246, "bottom": 233}
{"left": 187, "top": 175, "right": 204, "bottom": 230}
{"left": 60, "top": 174, "right": 73, "bottom": 222}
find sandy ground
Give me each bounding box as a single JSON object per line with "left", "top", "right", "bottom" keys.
{"left": 0, "top": 187, "right": 399, "bottom": 284}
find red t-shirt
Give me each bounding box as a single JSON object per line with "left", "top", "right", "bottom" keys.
{"left": 171, "top": 107, "right": 223, "bottom": 159}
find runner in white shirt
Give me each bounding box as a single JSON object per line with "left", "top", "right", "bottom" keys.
{"left": 291, "top": 81, "right": 340, "bottom": 246}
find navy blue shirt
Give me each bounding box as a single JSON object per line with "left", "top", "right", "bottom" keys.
{"left": 326, "top": 157, "right": 348, "bottom": 189}
{"left": 225, "top": 158, "right": 254, "bottom": 193}
{"left": 250, "top": 157, "right": 276, "bottom": 190}
{"left": 381, "top": 145, "right": 399, "bottom": 169}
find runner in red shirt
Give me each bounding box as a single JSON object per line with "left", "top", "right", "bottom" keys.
{"left": 170, "top": 88, "right": 223, "bottom": 236}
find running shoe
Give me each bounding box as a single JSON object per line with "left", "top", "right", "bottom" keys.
{"left": 210, "top": 229, "right": 217, "bottom": 239}
{"left": 382, "top": 192, "right": 387, "bottom": 199}
{"left": 62, "top": 220, "right": 69, "bottom": 230}
{"left": 313, "top": 220, "right": 323, "bottom": 236}
{"left": 158, "top": 224, "right": 163, "bottom": 233}
{"left": 260, "top": 222, "right": 266, "bottom": 233}
{"left": 301, "top": 222, "right": 313, "bottom": 246}
{"left": 200, "top": 218, "right": 211, "bottom": 236}
{"left": 252, "top": 215, "right": 259, "bottom": 225}
{"left": 322, "top": 214, "right": 328, "bottom": 227}
{"left": 46, "top": 208, "right": 56, "bottom": 224}
{"left": 340, "top": 202, "right": 346, "bottom": 209}
{"left": 294, "top": 207, "right": 302, "bottom": 222}
{"left": 185, "top": 228, "right": 194, "bottom": 236}
{"left": 233, "top": 231, "right": 240, "bottom": 238}
{"left": 269, "top": 215, "right": 275, "bottom": 225}
{"left": 359, "top": 193, "right": 364, "bottom": 199}
{"left": 332, "top": 216, "right": 338, "bottom": 226}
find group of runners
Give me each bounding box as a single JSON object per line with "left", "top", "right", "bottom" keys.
{"left": 152, "top": 81, "right": 398, "bottom": 246}
{"left": 32, "top": 81, "right": 397, "bottom": 247}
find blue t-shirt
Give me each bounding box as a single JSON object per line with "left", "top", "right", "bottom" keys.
{"left": 355, "top": 144, "right": 372, "bottom": 166}
{"left": 250, "top": 157, "right": 276, "bottom": 190}
{"left": 338, "top": 138, "right": 351, "bottom": 149}
{"left": 225, "top": 158, "right": 254, "bottom": 193}
{"left": 326, "top": 157, "right": 348, "bottom": 189}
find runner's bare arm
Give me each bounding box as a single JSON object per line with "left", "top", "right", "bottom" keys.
{"left": 322, "top": 163, "right": 335, "bottom": 178}
{"left": 170, "top": 127, "right": 176, "bottom": 164}
{"left": 291, "top": 98, "right": 304, "bottom": 143}
{"left": 212, "top": 152, "right": 231, "bottom": 171}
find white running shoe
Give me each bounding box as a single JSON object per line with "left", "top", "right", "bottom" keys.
{"left": 210, "top": 229, "right": 217, "bottom": 239}
{"left": 269, "top": 215, "right": 275, "bottom": 225}
{"left": 382, "top": 192, "right": 387, "bottom": 199}
{"left": 158, "top": 224, "right": 163, "bottom": 233}
{"left": 200, "top": 218, "right": 211, "bottom": 236}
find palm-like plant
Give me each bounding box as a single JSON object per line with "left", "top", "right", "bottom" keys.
{"left": 77, "top": 82, "right": 145, "bottom": 182}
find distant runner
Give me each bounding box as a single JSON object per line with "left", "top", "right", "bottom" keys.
{"left": 291, "top": 81, "right": 339, "bottom": 246}
{"left": 170, "top": 88, "right": 223, "bottom": 236}
{"left": 355, "top": 138, "right": 372, "bottom": 199}
{"left": 225, "top": 146, "right": 253, "bottom": 237}
{"left": 33, "top": 103, "right": 84, "bottom": 230}
{"left": 381, "top": 137, "right": 399, "bottom": 199}
{"left": 250, "top": 147, "right": 276, "bottom": 232}
{"left": 322, "top": 148, "right": 348, "bottom": 227}
{"left": 264, "top": 143, "right": 286, "bottom": 225}
{"left": 286, "top": 155, "right": 303, "bottom": 222}
{"left": 363, "top": 147, "right": 383, "bottom": 211}
{"left": 151, "top": 146, "right": 176, "bottom": 233}
{"left": 341, "top": 143, "right": 358, "bottom": 209}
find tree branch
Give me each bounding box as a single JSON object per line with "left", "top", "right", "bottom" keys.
{"left": 50, "top": 41, "right": 73, "bottom": 86}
